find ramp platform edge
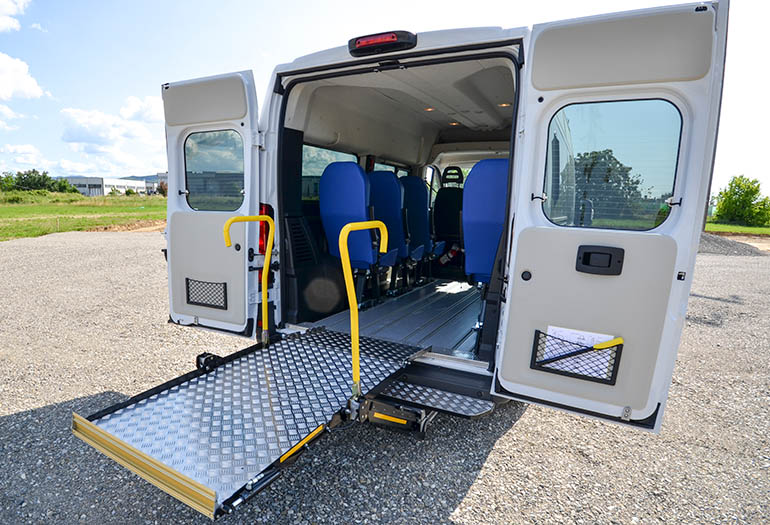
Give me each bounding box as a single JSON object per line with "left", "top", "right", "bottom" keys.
{"left": 72, "top": 412, "right": 217, "bottom": 519}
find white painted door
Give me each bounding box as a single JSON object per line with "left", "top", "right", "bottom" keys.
{"left": 163, "top": 71, "right": 260, "bottom": 336}
{"left": 495, "top": 2, "right": 729, "bottom": 431}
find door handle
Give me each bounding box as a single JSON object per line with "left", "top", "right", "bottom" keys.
{"left": 575, "top": 245, "right": 624, "bottom": 276}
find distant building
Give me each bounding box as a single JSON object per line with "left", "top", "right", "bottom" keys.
{"left": 66, "top": 177, "right": 147, "bottom": 196}
{"left": 145, "top": 172, "right": 168, "bottom": 194}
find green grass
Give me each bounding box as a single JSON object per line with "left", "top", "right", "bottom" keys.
{"left": 0, "top": 191, "right": 167, "bottom": 241}
{"left": 704, "top": 222, "right": 770, "bottom": 236}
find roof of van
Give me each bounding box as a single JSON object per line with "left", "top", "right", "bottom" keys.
{"left": 274, "top": 26, "right": 528, "bottom": 75}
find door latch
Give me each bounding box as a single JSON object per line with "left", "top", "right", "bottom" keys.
{"left": 575, "top": 245, "right": 624, "bottom": 276}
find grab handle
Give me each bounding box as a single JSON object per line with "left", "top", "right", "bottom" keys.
{"left": 223, "top": 215, "right": 275, "bottom": 344}
{"left": 338, "top": 220, "right": 388, "bottom": 398}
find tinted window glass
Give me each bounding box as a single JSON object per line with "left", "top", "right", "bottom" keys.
{"left": 184, "top": 130, "right": 244, "bottom": 211}
{"left": 543, "top": 100, "right": 681, "bottom": 230}
{"left": 302, "top": 145, "right": 357, "bottom": 200}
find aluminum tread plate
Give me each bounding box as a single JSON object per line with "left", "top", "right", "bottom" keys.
{"left": 379, "top": 380, "right": 495, "bottom": 418}
{"left": 93, "top": 329, "right": 417, "bottom": 508}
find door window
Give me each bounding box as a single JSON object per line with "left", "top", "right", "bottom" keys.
{"left": 542, "top": 99, "right": 682, "bottom": 231}
{"left": 184, "top": 130, "right": 245, "bottom": 211}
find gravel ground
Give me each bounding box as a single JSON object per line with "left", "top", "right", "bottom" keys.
{"left": 0, "top": 231, "right": 767, "bottom": 524}
{"left": 698, "top": 232, "right": 766, "bottom": 256}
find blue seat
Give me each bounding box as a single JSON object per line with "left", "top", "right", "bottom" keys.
{"left": 463, "top": 159, "right": 509, "bottom": 283}
{"left": 370, "top": 171, "right": 424, "bottom": 262}
{"left": 400, "top": 175, "right": 444, "bottom": 258}
{"left": 319, "top": 162, "right": 398, "bottom": 269}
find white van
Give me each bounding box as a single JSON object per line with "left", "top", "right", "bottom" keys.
{"left": 72, "top": 1, "right": 729, "bottom": 519}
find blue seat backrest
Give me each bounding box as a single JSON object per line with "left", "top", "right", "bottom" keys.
{"left": 463, "top": 158, "right": 509, "bottom": 283}
{"left": 319, "top": 162, "right": 375, "bottom": 268}
{"left": 370, "top": 171, "right": 408, "bottom": 260}
{"left": 399, "top": 175, "right": 432, "bottom": 254}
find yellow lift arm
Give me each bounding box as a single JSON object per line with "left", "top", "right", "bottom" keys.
{"left": 338, "top": 220, "right": 388, "bottom": 398}
{"left": 223, "top": 215, "right": 275, "bottom": 344}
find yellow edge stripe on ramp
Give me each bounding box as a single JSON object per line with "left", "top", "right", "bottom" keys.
{"left": 280, "top": 424, "right": 325, "bottom": 463}
{"left": 71, "top": 412, "right": 217, "bottom": 519}
{"left": 373, "top": 412, "right": 407, "bottom": 425}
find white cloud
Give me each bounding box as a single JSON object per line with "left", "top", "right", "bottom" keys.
{"left": 0, "top": 51, "right": 44, "bottom": 100}
{"left": 57, "top": 159, "right": 95, "bottom": 175}
{"left": 0, "top": 104, "right": 22, "bottom": 120}
{"left": 120, "top": 95, "right": 163, "bottom": 123}
{"left": 0, "top": 104, "right": 22, "bottom": 130}
{"left": 0, "top": 0, "right": 30, "bottom": 33}
{"left": 59, "top": 103, "right": 166, "bottom": 177}
{"left": 2, "top": 143, "right": 44, "bottom": 165}
{"left": 61, "top": 108, "right": 152, "bottom": 145}
{"left": 29, "top": 22, "right": 45, "bottom": 32}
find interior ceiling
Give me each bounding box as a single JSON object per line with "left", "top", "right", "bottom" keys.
{"left": 286, "top": 57, "right": 515, "bottom": 165}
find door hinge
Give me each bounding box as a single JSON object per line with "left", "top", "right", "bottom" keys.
{"left": 252, "top": 130, "right": 265, "bottom": 151}
{"left": 621, "top": 406, "right": 632, "bottom": 421}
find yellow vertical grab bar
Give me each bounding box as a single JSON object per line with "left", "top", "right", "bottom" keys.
{"left": 338, "top": 220, "right": 388, "bottom": 398}
{"left": 223, "top": 215, "right": 275, "bottom": 344}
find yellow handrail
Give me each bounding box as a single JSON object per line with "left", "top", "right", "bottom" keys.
{"left": 223, "top": 215, "right": 275, "bottom": 344}
{"left": 338, "top": 220, "right": 388, "bottom": 398}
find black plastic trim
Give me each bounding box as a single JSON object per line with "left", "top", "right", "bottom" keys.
{"left": 493, "top": 375, "right": 660, "bottom": 429}
{"left": 273, "top": 38, "right": 523, "bottom": 94}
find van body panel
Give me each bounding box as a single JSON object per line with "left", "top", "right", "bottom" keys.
{"left": 495, "top": 1, "right": 729, "bottom": 431}
{"left": 163, "top": 71, "right": 261, "bottom": 336}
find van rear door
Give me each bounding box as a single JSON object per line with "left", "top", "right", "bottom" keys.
{"left": 162, "top": 72, "right": 261, "bottom": 336}
{"left": 494, "top": 2, "right": 729, "bottom": 431}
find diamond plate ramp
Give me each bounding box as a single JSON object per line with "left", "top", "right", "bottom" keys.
{"left": 72, "top": 328, "right": 418, "bottom": 518}
{"left": 377, "top": 380, "right": 495, "bottom": 418}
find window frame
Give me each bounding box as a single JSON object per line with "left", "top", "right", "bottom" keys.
{"left": 540, "top": 97, "right": 684, "bottom": 232}
{"left": 182, "top": 128, "right": 246, "bottom": 212}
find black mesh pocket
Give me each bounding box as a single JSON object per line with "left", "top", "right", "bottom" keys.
{"left": 530, "top": 330, "right": 622, "bottom": 385}
{"left": 186, "top": 278, "right": 227, "bottom": 310}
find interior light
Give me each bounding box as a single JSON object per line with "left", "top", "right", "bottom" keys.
{"left": 498, "top": 102, "right": 512, "bottom": 107}
{"left": 448, "top": 122, "right": 460, "bottom": 126}
{"left": 424, "top": 107, "right": 435, "bottom": 112}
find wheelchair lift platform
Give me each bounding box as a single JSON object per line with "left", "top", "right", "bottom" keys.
{"left": 72, "top": 327, "right": 496, "bottom": 519}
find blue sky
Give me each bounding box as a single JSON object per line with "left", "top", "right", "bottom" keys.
{"left": 0, "top": 0, "right": 766, "bottom": 196}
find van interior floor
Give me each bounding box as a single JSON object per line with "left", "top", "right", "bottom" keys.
{"left": 313, "top": 279, "right": 482, "bottom": 360}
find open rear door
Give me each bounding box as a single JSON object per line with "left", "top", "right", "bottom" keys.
{"left": 495, "top": 2, "right": 728, "bottom": 431}
{"left": 162, "top": 71, "right": 260, "bottom": 336}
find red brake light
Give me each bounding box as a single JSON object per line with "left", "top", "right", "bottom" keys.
{"left": 355, "top": 32, "right": 398, "bottom": 48}
{"left": 258, "top": 202, "right": 274, "bottom": 255}
{"left": 348, "top": 31, "right": 417, "bottom": 57}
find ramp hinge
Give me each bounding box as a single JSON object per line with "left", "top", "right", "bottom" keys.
{"left": 621, "top": 406, "right": 632, "bottom": 421}
{"left": 252, "top": 130, "right": 265, "bottom": 150}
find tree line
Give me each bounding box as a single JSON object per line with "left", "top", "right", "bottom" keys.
{"left": 1, "top": 169, "right": 79, "bottom": 193}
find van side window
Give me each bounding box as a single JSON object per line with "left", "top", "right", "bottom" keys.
{"left": 374, "top": 162, "right": 408, "bottom": 176}
{"left": 543, "top": 99, "right": 682, "bottom": 230}
{"left": 184, "top": 130, "right": 244, "bottom": 211}
{"left": 302, "top": 144, "right": 357, "bottom": 200}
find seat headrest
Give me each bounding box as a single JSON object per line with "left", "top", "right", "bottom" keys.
{"left": 441, "top": 166, "right": 464, "bottom": 185}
